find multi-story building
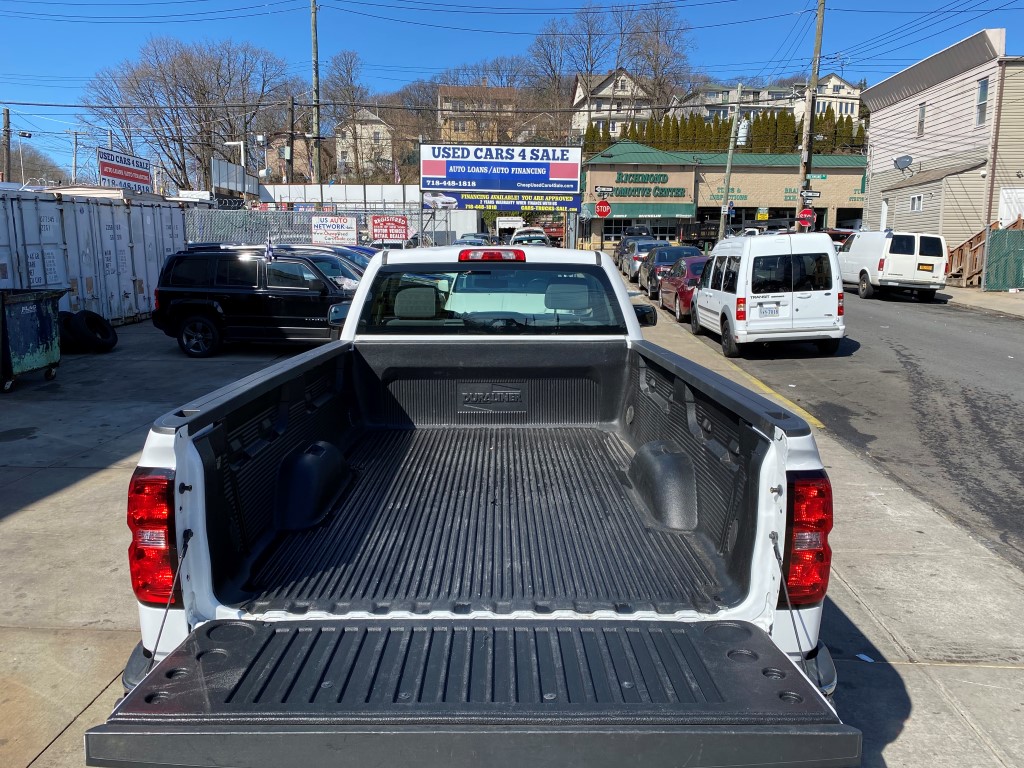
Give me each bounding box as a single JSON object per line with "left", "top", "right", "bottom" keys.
{"left": 570, "top": 69, "right": 653, "bottom": 141}
{"left": 335, "top": 109, "right": 394, "bottom": 181}
{"left": 811, "top": 73, "right": 862, "bottom": 121}
{"left": 862, "top": 28, "right": 1023, "bottom": 247}
{"left": 676, "top": 83, "right": 803, "bottom": 123}
{"left": 437, "top": 83, "right": 523, "bottom": 144}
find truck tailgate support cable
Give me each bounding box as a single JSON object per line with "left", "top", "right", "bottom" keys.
{"left": 770, "top": 531, "right": 811, "bottom": 679}
{"left": 147, "top": 528, "right": 194, "bottom": 674}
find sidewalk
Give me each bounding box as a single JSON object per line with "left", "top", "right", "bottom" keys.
{"left": 943, "top": 284, "right": 1024, "bottom": 319}
{"left": 642, "top": 311, "right": 1024, "bottom": 768}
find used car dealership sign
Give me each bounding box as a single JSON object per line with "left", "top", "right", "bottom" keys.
{"left": 419, "top": 144, "right": 581, "bottom": 195}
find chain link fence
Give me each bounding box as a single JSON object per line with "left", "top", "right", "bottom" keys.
{"left": 984, "top": 229, "right": 1024, "bottom": 291}
{"left": 184, "top": 207, "right": 457, "bottom": 246}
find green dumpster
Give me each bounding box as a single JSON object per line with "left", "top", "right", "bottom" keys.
{"left": 0, "top": 289, "right": 66, "bottom": 393}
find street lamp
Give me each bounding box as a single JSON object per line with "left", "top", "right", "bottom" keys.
{"left": 17, "top": 131, "right": 32, "bottom": 183}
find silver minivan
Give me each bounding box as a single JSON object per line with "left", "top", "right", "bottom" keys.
{"left": 691, "top": 233, "right": 846, "bottom": 357}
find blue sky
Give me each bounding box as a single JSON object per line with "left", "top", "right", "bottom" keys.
{"left": 1, "top": 0, "right": 1020, "bottom": 171}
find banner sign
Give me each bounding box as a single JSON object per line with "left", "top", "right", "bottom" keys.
{"left": 422, "top": 190, "right": 580, "bottom": 213}
{"left": 420, "top": 144, "right": 581, "bottom": 194}
{"left": 312, "top": 215, "right": 358, "bottom": 245}
{"left": 371, "top": 214, "right": 409, "bottom": 241}
{"left": 97, "top": 148, "right": 153, "bottom": 193}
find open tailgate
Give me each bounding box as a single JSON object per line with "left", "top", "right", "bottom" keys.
{"left": 86, "top": 618, "right": 861, "bottom": 768}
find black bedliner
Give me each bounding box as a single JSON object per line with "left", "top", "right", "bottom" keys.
{"left": 86, "top": 618, "right": 860, "bottom": 768}
{"left": 240, "top": 426, "right": 724, "bottom": 616}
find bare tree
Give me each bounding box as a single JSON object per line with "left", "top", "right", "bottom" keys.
{"left": 565, "top": 3, "right": 610, "bottom": 134}
{"left": 324, "top": 50, "right": 372, "bottom": 179}
{"left": 9, "top": 143, "right": 69, "bottom": 185}
{"left": 83, "top": 38, "right": 293, "bottom": 191}
{"left": 527, "top": 19, "right": 571, "bottom": 138}
{"left": 625, "top": 5, "right": 694, "bottom": 120}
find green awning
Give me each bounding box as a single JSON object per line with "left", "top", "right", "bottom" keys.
{"left": 582, "top": 202, "right": 695, "bottom": 219}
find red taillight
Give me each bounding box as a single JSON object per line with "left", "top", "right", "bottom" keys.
{"left": 782, "top": 470, "right": 833, "bottom": 605}
{"left": 735, "top": 297, "right": 747, "bottom": 322}
{"left": 127, "top": 467, "right": 180, "bottom": 607}
{"left": 837, "top": 292, "right": 844, "bottom": 316}
{"left": 154, "top": 288, "right": 161, "bottom": 311}
{"left": 459, "top": 249, "right": 525, "bottom": 262}
{"left": 878, "top": 258, "right": 885, "bottom": 272}
{"left": 633, "top": 254, "right": 645, "bottom": 261}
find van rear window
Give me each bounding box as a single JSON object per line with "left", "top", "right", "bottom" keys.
{"left": 751, "top": 254, "right": 833, "bottom": 293}
{"left": 793, "top": 253, "right": 833, "bottom": 291}
{"left": 920, "top": 236, "right": 944, "bottom": 257}
{"left": 890, "top": 235, "right": 915, "bottom": 255}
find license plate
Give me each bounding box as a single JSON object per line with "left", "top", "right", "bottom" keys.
{"left": 917, "top": 263, "right": 934, "bottom": 272}
{"left": 760, "top": 305, "right": 779, "bottom": 318}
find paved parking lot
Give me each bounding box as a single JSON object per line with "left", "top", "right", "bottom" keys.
{"left": 2, "top": 317, "right": 1023, "bottom": 767}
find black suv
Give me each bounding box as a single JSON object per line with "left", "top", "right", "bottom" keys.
{"left": 153, "top": 245, "right": 355, "bottom": 357}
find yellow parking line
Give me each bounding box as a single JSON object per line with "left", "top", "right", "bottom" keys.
{"left": 725, "top": 362, "right": 826, "bottom": 431}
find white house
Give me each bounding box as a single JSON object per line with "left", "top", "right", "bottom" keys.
{"left": 862, "top": 29, "right": 1024, "bottom": 247}
{"left": 570, "top": 69, "right": 653, "bottom": 140}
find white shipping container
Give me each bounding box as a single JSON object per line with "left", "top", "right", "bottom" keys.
{"left": 0, "top": 189, "right": 187, "bottom": 322}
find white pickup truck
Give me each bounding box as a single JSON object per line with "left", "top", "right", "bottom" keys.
{"left": 86, "top": 245, "right": 860, "bottom": 767}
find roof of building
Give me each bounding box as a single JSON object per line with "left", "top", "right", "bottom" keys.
{"left": 351, "top": 108, "right": 388, "bottom": 124}
{"left": 861, "top": 29, "right": 1005, "bottom": 113}
{"left": 438, "top": 84, "right": 519, "bottom": 98}
{"left": 572, "top": 69, "right": 650, "bottom": 106}
{"left": 880, "top": 159, "right": 986, "bottom": 192}
{"left": 584, "top": 140, "right": 867, "bottom": 169}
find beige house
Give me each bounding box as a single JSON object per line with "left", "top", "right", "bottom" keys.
{"left": 570, "top": 69, "right": 653, "bottom": 140}
{"left": 335, "top": 109, "right": 394, "bottom": 182}
{"left": 437, "top": 84, "right": 523, "bottom": 144}
{"left": 862, "top": 29, "right": 1024, "bottom": 247}
{"left": 676, "top": 83, "right": 804, "bottom": 123}
{"left": 809, "top": 74, "right": 862, "bottom": 123}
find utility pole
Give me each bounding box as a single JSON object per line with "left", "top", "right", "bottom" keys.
{"left": 2, "top": 108, "right": 10, "bottom": 183}
{"left": 108, "top": 129, "right": 113, "bottom": 150}
{"left": 287, "top": 96, "right": 295, "bottom": 183}
{"left": 66, "top": 130, "right": 86, "bottom": 183}
{"left": 797, "top": 0, "right": 826, "bottom": 230}
{"left": 717, "top": 83, "right": 743, "bottom": 242}
{"left": 310, "top": 0, "right": 322, "bottom": 191}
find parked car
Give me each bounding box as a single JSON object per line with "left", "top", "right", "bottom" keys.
{"left": 152, "top": 246, "right": 353, "bottom": 358}
{"left": 370, "top": 239, "right": 417, "bottom": 250}
{"left": 272, "top": 244, "right": 366, "bottom": 276}
{"left": 510, "top": 233, "right": 551, "bottom": 246}
{"left": 623, "top": 224, "right": 652, "bottom": 237}
{"left": 838, "top": 230, "right": 947, "bottom": 301}
{"left": 657, "top": 254, "right": 710, "bottom": 322}
{"left": 621, "top": 239, "right": 662, "bottom": 281}
{"left": 460, "top": 232, "right": 497, "bottom": 244}
{"left": 345, "top": 244, "right": 379, "bottom": 258}
{"left": 638, "top": 245, "right": 703, "bottom": 299}
{"left": 691, "top": 232, "right": 845, "bottom": 357}
{"left": 613, "top": 235, "right": 658, "bottom": 270}
{"left": 453, "top": 237, "right": 487, "bottom": 246}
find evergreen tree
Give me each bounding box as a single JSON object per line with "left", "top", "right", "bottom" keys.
{"left": 601, "top": 120, "right": 612, "bottom": 150}
{"left": 814, "top": 104, "right": 837, "bottom": 154}
{"left": 638, "top": 120, "right": 647, "bottom": 144}
{"left": 684, "top": 115, "right": 698, "bottom": 151}
{"left": 794, "top": 118, "right": 804, "bottom": 153}
{"left": 767, "top": 112, "right": 780, "bottom": 153}
{"left": 670, "top": 115, "right": 681, "bottom": 149}
{"left": 627, "top": 121, "right": 637, "bottom": 141}
{"left": 647, "top": 117, "right": 659, "bottom": 148}
{"left": 751, "top": 113, "right": 765, "bottom": 153}
{"left": 661, "top": 115, "right": 671, "bottom": 149}
{"left": 583, "top": 122, "right": 597, "bottom": 154}
{"left": 853, "top": 122, "right": 865, "bottom": 153}
{"left": 837, "top": 115, "right": 854, "bottom": 153}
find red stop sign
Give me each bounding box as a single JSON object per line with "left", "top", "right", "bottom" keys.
{"left": 596, "top": 199, "right": 611, "bottom": 218}
{"left": 797, "top": 208, "right": 816, "bottom": 227}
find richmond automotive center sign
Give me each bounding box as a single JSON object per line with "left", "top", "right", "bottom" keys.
{"left": 420, "top": 144, "right": 581, "bottom": 195}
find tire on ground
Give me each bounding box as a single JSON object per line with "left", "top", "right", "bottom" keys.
{"left": 71, "top": 310, "right": 118, "bottom": 353}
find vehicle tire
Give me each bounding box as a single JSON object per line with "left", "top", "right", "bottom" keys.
{"left": 2, "top": 379, "right": 13, "bottom": 393}
{"left": 721, "top": 318, "right": 741, "bottom": 358}
{"left": 71, "top": 310, "right": 118, "bottom": 353}
{"left": 659, "top": 290, "right": 666, "bottom": 310}
{"left": 58, "top": 311, "right": 84, "bottom": 353}
{"left": 918, "top": 289, "right": 936, "bottom": 302}
{"left": 690, "top": 304, "right": 703, "bottom": 335}
{"left": 675, "top": 296, "right": 683, "bottom": 323}
{"left": 858, "top": 273, "right": 875, "bottom": 300}
{"left": 44, "top": 367, "right": 57, "bottom": 381}
{"left": 650, "top": 282, "right": 658, "bottom": 300}
{"left": 177, "top": 315, "right": 222, "bottom": 358}
{"left": 816, "top": 338, "right": 841, "bottom": 356}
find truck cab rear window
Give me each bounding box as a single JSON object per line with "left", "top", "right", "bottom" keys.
{"left": 358, "top": 264, "right": 628, "bottom": 335}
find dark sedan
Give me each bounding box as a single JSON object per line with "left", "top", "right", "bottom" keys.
{"left": 638, "top": 245, "right": 702, "bottom": 299}
{"left": 656, "top": 253, "right": 709, "bottom": 322}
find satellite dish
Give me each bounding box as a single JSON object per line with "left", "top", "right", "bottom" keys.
{"left": 893, "top": 155, "right": 913, "bottom": 171}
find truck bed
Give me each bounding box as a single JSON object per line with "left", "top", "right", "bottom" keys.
{"left": 242, "top": 426, "right": 719, "bottom": 616}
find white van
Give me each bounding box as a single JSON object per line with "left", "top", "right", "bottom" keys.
{"left": 691, "top": 233, "right": 845, "bottom": 357}
{"left": 838, "top": 230, "right": 947, "bottom": 301}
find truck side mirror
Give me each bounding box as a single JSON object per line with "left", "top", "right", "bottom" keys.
{"left": 328, "top": 303, "right": 350, "bottom": 328}
{"left": 634, "top": 304, "right": 657, "bottom": 327}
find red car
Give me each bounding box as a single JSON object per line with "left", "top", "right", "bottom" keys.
{"left": 657, "top": 253, "right": 709, "bottom": 322}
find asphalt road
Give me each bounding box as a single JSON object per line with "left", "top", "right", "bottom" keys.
{"left": 691, "top": 289, "right": 1024, "bottom": 572}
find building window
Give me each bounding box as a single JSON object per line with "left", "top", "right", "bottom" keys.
{"left": 454, "top": 120, "right": 466, "bottom": 133}
{"left": 610, "top": 121, "right": 617, "bottom": 133}
{"left": 452, "top": 101, "right": 464, "bottom": 112}
{"left": 816, "top": 85, "right": 825, "bottom": 94}
{"left": 596, "top": 120, "right": 604, "bottom": 131}
{"left": 917, "top": 103, "right": 926, "bottom": 136}
{"left": 617, "top": 78, "right": 626, "bottom": 90}
{"left": 977, "top": 78, "right": 989, "bottom": 125}
{"left": 615, "top": 101, "right": 622, "bottom": 113}
{"left": 910, "top": 195, "right": 923, "bottom": 212}
{"left": 372, "top": 131, "right": 381, "bottom": 144}
{"left": 833, "top": 84, "right": 841, "bottom": 94}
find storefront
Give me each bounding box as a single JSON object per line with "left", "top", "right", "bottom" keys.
{"left": 580, "top": 141, "right": 866, "bottom": 248}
